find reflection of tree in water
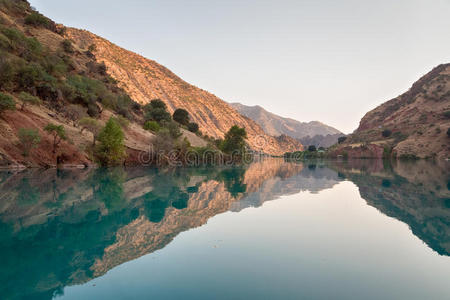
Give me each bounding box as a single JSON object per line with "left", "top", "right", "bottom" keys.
{"left": 17, "top": 178, "right": 40, "bottom": 206}
{"left": 90, "top": 168, "right": 127, "bottom": 211}
{"left": 217, "top": 167, "right": 247, "bottom": 198}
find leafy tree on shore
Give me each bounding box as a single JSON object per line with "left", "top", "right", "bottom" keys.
{"left": 95, "top": 117, "right": 126, "bottom": 166}
{"left": 44, "top": 123, "right": 66, "bottom": 153}
{"left": 308, "top": 145, "right": 317, "bottom": 152}
{"left": 221, "top": 125, "right": 247, "bottom": 154}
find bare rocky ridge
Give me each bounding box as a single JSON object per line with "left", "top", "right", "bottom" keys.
{"left": 65, "top": 29, "right": 303, "bottom": 155}
{"left": 332, "top": 64, "right": 450, "bottom": 159}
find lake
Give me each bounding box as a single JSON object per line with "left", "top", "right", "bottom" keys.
{"left": 0, "top": 159, "right": 449, "bottom": 300}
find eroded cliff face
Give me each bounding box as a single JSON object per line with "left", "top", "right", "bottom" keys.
{"left": 65, "top": 29, "right": 303, "bottom": 155}
{"left": 339, "top": 64, "right": 450, "bottom": 159}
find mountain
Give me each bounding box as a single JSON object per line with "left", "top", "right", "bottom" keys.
{"left": 0, "top": 0, "right": 302, "bottom": 169}
{"left": 65, "top": 29, "right": 302, "bottom": 155}
{"left": 229, "top": 102, "right": 343, "bottom": 146}
{"left": 332, "top": 64, "right": 450, "bottom": 159}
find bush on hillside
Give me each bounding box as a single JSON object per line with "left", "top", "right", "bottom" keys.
{"left": 187, "top": 122, "right": 199, "bottom": 133}
{"left": 0, "top": 92, "right": 15, "bottom": 115}
{"left": 173, "top": 108, "right": 189, "bottom": 126}
{"left": 18, "top": 128, "right": 41, "bottom": 156}
{"left": 338, "top": 136, "right": 347, "bottom": 144}
{"left": 61, "top": 39, "right": 74, "bottom": 53}
{"left": 143, "top": 120, "right": 160, "bottom": 132}
{"left": 19, "top": 92, "right": 41, "bottom": 110}
{"left": 25, "top": 12, "right": 50, "bottom": 28}
{"left": 382, "top": 129, "right": 392, "bottom": 138}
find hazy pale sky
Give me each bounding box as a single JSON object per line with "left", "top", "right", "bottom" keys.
{"left": 30, "top": 0, "right": 450, "bottom": 133}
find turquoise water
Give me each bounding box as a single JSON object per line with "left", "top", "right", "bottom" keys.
{"left": 0, "top": 159, "right": 449, "bottom": 299}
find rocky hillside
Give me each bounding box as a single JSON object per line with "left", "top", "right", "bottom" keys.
{"left": 65, "top": 29, "right": 302, "bottom": 155}
{"left": 230, "top": 102, "right": 342, "bottom": 138}
{"left": 332, "top": 64, "right": 450, "bottom": 159}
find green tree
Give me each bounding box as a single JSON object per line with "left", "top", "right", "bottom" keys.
{"left": 0, "top": 92, "right": 15, "bottom": 115}
{"left": 144, "top": 99, "right": 171, "bottom": 124}
{"left": 44, "top": 123, "right": 66, "bottom": 153}
{"left": 95, "top": 117, "right": 126, "bottom": 166}
{"left": 221, "top": 125, "right": 247, "bottom": 154}
{"left": 173, "top": 108, "right": 189, "bottom": 126}
{"left": 19, "top": 92, "right": 41, "bottom": 111}
{"left": 18, "top": 128, "right": 41, "bottom": 156}
{"left": 79, "top": 117, "right": 101, "bottom": 146}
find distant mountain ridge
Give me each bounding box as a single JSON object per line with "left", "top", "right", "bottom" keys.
{"left": 230, "top": 102, "right": 343, "bottom": 147}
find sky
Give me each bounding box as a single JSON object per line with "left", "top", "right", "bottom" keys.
{"left": 29, "top": 0, "right": 450, "bottom": 133}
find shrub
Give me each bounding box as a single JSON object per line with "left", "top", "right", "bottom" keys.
{"left": 95, "top": 118, "right": 126, "bottom": 166}
{"left": 338, "top": 136, "right": 347, "bottom": 144}
{"left": 382, "top": 129, "right": 392, "bottom": 138}
{"left": 112, "top": 115, "right": 130, "bottom": 129}
{"left": 19, "top": 92, "right": 41, "bottom": 110}
{"left": 447, "top": 128, "right": 450, "bottom": 138}
{"left": 25, "top": 12, "right": 50, "bottom": 28}
{"left": 443, "top": 111, "right": 450, "bottom": 119}
{"left": 163, "top": 121, "right": 182, "bottom": 139}
{"left": 18, "top": 128, "right": 41, "bottom": 156}
{"left": 61, "top": 39, "right": 74, "bottom": 53}
{"left": 221, "top": 125, "right": 247, "bottom": 154}
{"left": 0, "top": 92, "right": 15, "bottom": 115}
{"left": 44, "top": 123, "right": 66, "bottom": 153}
{"left": 64, "top": 104, "right": 86, "bottom": 126}
{"left": 173, "top": 108, "right": 190, "bottom": 126}
{"left": 187, "top": 122, "right": 199, "bottom": 133}
{"left": 143, "top": 120, "right": 160, "bottom": 132}
{"left": 308, "top": 145, "right": 317, "bottom": 152}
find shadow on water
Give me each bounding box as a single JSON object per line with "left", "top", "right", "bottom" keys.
{"left": 0, "top": 158, "right": 448, "bottom": 299}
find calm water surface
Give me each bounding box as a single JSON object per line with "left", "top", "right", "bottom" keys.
{"left": 0, "top": 159, "right": 449, "bottom": 299}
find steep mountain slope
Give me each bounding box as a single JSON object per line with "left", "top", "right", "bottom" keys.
{"left": 334, "top": 64, "right": 450, "bottom": 159}
{"left": 65, "top": 29, "right": 302, "bottom": 155}
{"left": 230, "top": 102, "right": 342, "bottom": 146}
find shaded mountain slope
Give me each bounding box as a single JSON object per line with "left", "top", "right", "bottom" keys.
{"left": 334, "top": 64, "right": 450, "bottom": 159}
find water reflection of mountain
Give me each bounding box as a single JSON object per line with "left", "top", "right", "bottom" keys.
{"left": 0, "top": 159, "right": 448, "bottom": 299}
{"left": 0, "top": 160, "right": 310, "bottom": 300}
{"left": 329, "top": 159, "right": 450, "bottom": 256}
